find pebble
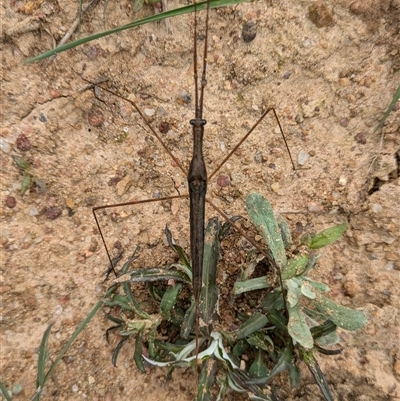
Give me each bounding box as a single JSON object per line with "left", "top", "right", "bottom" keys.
{"left": 116, "top": 175, "right": 132, "bottom": 196}
{"left": 88, "top": 110, "right": 104, "bottom": 127}
{"left": 54, "top": 304, "right": 63, "bottom": 315}
{"left": 0, "top": 137, "right": 11, "bottom": 153}
{"left": 11, "top": 383, "right": 22, "bottom": 395}
{"left": 384, "top": 262, "right": 394, "bottom": 271}
{"left": 370, "top": 203, "right": 383, "bottom": 213}
{"left": 16, "top": 133, "right": 32, "bottom": 151}
{"left": 144, "top": 108, "right": 155, "bottom": 117}
{"left": 178, "top": 90, "right": 191, "bottom": 105}
{"left": 88, "top": 375, "right": 95, "bottom": 385}
{"left": 307, "top": 202, "right": 324, "bottom": 213}
{"left": 46, "top": 207, "right": 62, "bottom": 220}
{"left": 39, "top": 113, "right": 47, "bottom": 123}
{"left": 338, "top": 175, "right": 347, "bottom": 186}
{"left": 72, "top": 384, "right": 79, "bottom": 393}
{"left": 29, "top": 206, "right": 39, "bottom": 216}
{"left": 217, "top": 174, "right": 230, "bottom": 187}
{"left": 297, "top": 150, "right": 309, "bottom": 165}
{"left": 5, "top": 196, "right": 16, "bottom": 208}
{"left": 242, "top": 20, "right": 257, "bottom": 43}
{"left": 354, "top": 132, "right": 367, "bottom": 144}
{"left": 271, "top": 182, "right": 280, "bottom": 193}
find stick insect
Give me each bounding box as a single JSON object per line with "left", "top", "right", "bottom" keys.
{"left": 88, "top": 0, "right": 295, "bottom": 381}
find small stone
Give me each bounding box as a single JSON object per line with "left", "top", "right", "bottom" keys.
{"left": 88, "top": 375, "right": 95, "bottom": 385}
{"left": 307, "top": 202, "right": 324, "bottom": 213}
{"left": 46, "top": 207, "right": 62, "bottom": 220}
{"left": 271, "top": 182, "right": 280, "bottom": 193}
{"left": 283, "top": 71, "right": 292, "bottom": 79}
{"left": 11, "top": 383, "right": 23, "bottom": 395}
{"left": 354, "top": 132, "right": 367, "bottom": 144}
{"left": 54, "top": 304, "right": 63, "bottom": 315}
{"left": 16, "top": 133, "right": 32, "bottom": 151}
{"left": 217, "top": 174, "right": 230, "bottom": 187}
{"left": 5, "top": 196, "right": 16, "bottom": 208}
{"left": 0, "top": 137, "right": 11, "bottom": 153}
{"left": 65, "top": 198, "right": 75, "bottom": 209}
{"left": 72, "top": 384, "right": 79, "bottom": 393}
{"left": 339, "top": 118, "right": 348, "bottom": 127}
{"left": 297, "top": 150, "right": 309, "bottom": 166}
{"left": 370, "top": 203, "right": 383, "bottom": 213}
{"left": 144, "top": 108, "right": 155, "bottom": 117}
{"left": 39, "top": 113, "right": 47, "bottom": 123}
{"left": 338, "top": 175, "right": 347, "bottom": 186}
{"left": 242, "top": 20, "right": 257, "bottom": 43}
{"left": 88, "top": 110, "right": 104, "bottom": 127}
{"left": 116, "top": 175, "right": 132, "bottom": 196}
{"left": 343, "top": 280, "right": 358, "bottom": 297}
{"left": 29, "top": 206, "right": 39, "bottom": 216}
{"left": 177, "top": 90, "right": 191, "bottom": 105}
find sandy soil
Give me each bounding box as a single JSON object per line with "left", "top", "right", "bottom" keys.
{"left": 1, "top": 0, "right": 399, "bottom": 400}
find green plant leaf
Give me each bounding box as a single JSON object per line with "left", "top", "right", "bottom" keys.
{"left": 267, "top": 309, "right": 288, "bottom": 334}
{"left": 36, "top": 323, "right": 55, "bottom": 390}
{"left": 281, "top": 255, "right": 309, "bottom": 280}
{"left": 112, "top": 335, "right": 130, "bottom": 367}
{"left": 26, "top": 0, "right": 250, "bottom": 63}
{"left": 180, "top": 299, "right": 196, "bottom": 339}
{"left": 288, "top": 305, "right": 313, "bottom": 349}
{"left": 197, "top": 358, "right": 218, "bottom": 401}
{"left": 133, "top": 326, "right": 146, "bottom": 373}
{"left": 260, "top": 289, "right": 284, "bottom": 312}
{"left": 160, "top": 283, "right": 183, "bottom": 319}
{"left": 249, "top": 349, "right": 268, "bottom": 378}
{"left": 118, "top": 267, "right": 190, "bottom": 283}
{"left": 234, "top": 276, "right": 272, "bottom": 295}
{"left": 12, "top": 155, "right": 30, "bottom": 170}
{"left": 235, "top": 313, "right": 268, "bottom": 340}
{"left": 300, "top": 349, "right": 335, "bottom": 401}
{"left": 314, "top": 294, "right": 367, "bottom": 330}
{"left": 246, "top": 193, "right": 286, "bottom": 268}
{"left": 286, "top": 278, "right": 301, "bottom": 307}
{"left": 276, "top": 215, "right": 292, "bottom": 250}
{"left": 165, "top": 225, "right": 191, "bottom": 271}
{"left": 0, "top": 382, "right": 12, "bottom": 401}
{"left": 21, "top": 173, "right": 31, "bottom": 195}
{"left": 302, "top": 223, "right": 348, "bottom": 249}
{"left": 287, "top": 363, "right": 301, "bottom": 388}
{"left": 246, "top": 333, "right": 274, "bottom": 352}
{"left": 374, "top": 84, "right": 400, "bottom": 133}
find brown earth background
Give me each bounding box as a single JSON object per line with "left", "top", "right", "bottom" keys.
{"left": 1, "top": 0, "right": 399, "bottom": 400}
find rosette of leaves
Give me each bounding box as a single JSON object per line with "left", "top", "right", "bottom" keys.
{"left": 103, "top": 217, "right": 282, "bottom": 401}
{"left": 229, "top": 192, "right": 367, "bottom": 401}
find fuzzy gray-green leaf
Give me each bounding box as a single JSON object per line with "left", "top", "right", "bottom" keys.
{"left": 288, "top": 305, "right": 313, "bottom": 349}
{"left": 314, "top": 294, "right": 367, "bottom": 330}
{"left": 246, "top": 193, "right": 286, "bottom": 268}
{"left": 302, "top": 223, "right": 348, "bottom": 249}
{"left": 282, "top": 255, "right": 309, "bottom": 280}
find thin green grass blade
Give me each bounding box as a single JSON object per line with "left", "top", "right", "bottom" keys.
{"left": 36, "top": 323, "right": 55, "bottom": 389}
{"left": 43, "top": 299, "right": 104, "bottom": 384}
{"left": 112, "top": 336, "right": 130, "bottom": 367}
{"left": 120, "top": 267, "right": 190, "bottom": 283}
{"left": 26, "top": 0, "right": 249, "bottom": 63}
{"left": 374, "top": 84, "right": 400, "bottom": 133}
